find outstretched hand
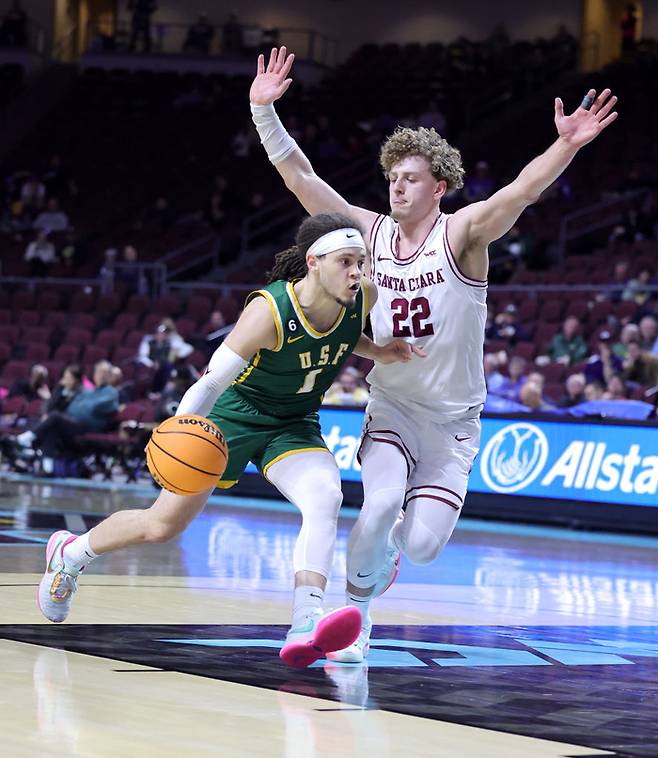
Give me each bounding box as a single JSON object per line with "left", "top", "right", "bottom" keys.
{"left": 376, "top": 339, "right": 427, "bottom": 364}
{"left": 249, "top": 46, "right": 295, "bottom": 106}
{"left": 555, "top": 88, "right": 618, "bottom": 148}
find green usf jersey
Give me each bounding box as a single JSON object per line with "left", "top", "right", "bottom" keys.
{"left": 226, "top": 279, "right": 369, "bottom": 418}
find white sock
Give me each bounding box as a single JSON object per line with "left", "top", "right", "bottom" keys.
{"left": 346, "top": 591, "right": 372, "bottom": 622}
{"left": 63, "top": 531, "right": 98, "bottom": 573}
{"left": 41, "top": 456, "right": 54, "bottom": 474}
{"left": 16, "top": 430, "right": 35, "bottom": 447}
{"left": 291, "top": 585, "right": 324, "bottom": 628}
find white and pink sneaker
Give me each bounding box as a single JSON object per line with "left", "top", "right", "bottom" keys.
{"left": 280, "top": 606, "right": 361, "bottom": 669}
{"left": 37, "top": 530, "right": 80, "bottom": 623}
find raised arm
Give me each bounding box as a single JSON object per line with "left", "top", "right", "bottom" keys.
{"left": 448, "top": 88, "right": 618, "bottom": 278}
{"left": 249, "top": 47, "right": 377, "bottom": 231}
{"left": 176, "top": 297, "right": 278, "bottom": 417}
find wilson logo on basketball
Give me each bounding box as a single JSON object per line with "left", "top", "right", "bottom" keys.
{"left": 177, "top": 417, "right": 226, "bottom": 444}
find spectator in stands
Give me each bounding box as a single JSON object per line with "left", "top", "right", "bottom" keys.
{"left": 484, "top": 352, "right": 506, "bottom": 395}
{"left": 498, "top": 355, "right": 527, "bottom": 401}
{"left": 638, "top": 315, "right": 658, "bottom": 352}
{"left": 558, "top": 373, "right": 586, "bottom": 407}
{"left": 623, "top": 267, "right": 654, "bottom": 306}
{"left": 613, "top": 322, "right": 640, "bottom": 358}
{"left": 606, "top": 259, "right": 630, "bottom": 302}
{"left": 622, "top": 340, "right": 658, "bottom": 389}
{"left": 463, "top": 160, "right": 494, "bottom": 203}
{"left": 33, "top": 197, "right": 69, "bottom": 234}
{"left": 137, "top": 317, "right": 194, "bottom": 392}
{"left": 9, "top": 363, "right": 50, "bottom": 403}
{"left": 584, "top": 381, "right": 605, "bottom": 401}
{"left": 24, "top": 230, "right": 56, "bottom": 276}
{"left": 45, "top": 364, "right": 83, "bottom": 413}
{"left": 116, "top": 244, "right": 144, "bottom": 292}
{"left": 59, "top": 226, "right": 83, "bottom": 269}
{"left": 128, "top": 0, "right": 157, "bottom": 53}
{"left": 485, "top": 303, "right": 530, "bottom": 347}
{"left": 205, "top": 191, "right": 226, "bottom": 230}
{"left": 323, "top": 367, "right": 369, "bottom": 407}
{"left": 13, "top": 360, "right": 118, "bottom": 474}
{"left": 490, "top": 226, "right": 536, "bottom": 278}
{"left": 19, "top": 174, "right": 45, "bottom": 211}
{"left": 549, "top": 316, "right": 588, "bottom": 365}
{"left": 584, "top": 330, "right": 623, "bottom": 386}
{"left": 0, "top": 0, "right": 27, "bottom": 47}
{"left": 604, "top": 374, "right": 628, "bottom": 401}
{"left": 156, "top": 364, "right": 197, "bottom": 420}
{"left": 43, "top": 154, "right": 75, "bottom": 200}
{"left": 417, "top": 101, "right": 447, "bottom": 135}
{"left": 519, "top": 380, "right": 554, "bottom": 412}
{"left": 620, "top": 3, "right": 638, "bottom": 54}
{"left": 183, "top": 13, "right": 214, "bottom": 54}
{"left": 222, "top": 11, "right": 243, "bottom": 56}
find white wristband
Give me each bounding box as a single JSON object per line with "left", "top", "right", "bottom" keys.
{"left": 176, "top": 343, "right": 248, "bottom": 418}
{"left": 250, "top": 102, "right": 298, "bottom": 165}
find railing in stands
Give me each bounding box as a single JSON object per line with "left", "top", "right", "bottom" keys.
{"left": 85, "top": 21, "right": 337, "bottom": 67}
{"left": 557, "top": 190, "right": 647, "bottom": 262}
{"left": 240, "top": 155, "right": 378, "bottom": 257}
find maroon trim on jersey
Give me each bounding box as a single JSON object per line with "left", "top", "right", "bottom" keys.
{"left": 369, "top": 214, "right": 386, "bottom": 278}
{"left": 388, "top": 214, "right": 443, "bottom": 266}
{"left": 405, "top": 493, "right": 461, "bottom": 511}
{"left": 357, "top": 417, "right": 415, "bottom": 477}
{"left": 405, "top": 484, "right": 464, "bottom": 503}
{"left": 443, "top": 218, "right": 488, "bottom": 288}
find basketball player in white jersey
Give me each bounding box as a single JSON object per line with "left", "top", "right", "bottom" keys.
{"left": 250, "top": 47, "right": 618, "bottom": 660}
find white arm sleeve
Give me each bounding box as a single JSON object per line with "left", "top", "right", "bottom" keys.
{"left": 250, "top": 103, "right": 298, "bottom": 165}
{"left": 175, "top": 343, "right": 248, "bottom": 418}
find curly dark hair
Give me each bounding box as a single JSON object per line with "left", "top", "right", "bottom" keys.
{"left": 267, "top": 212, "right": 364, "bottom": 283}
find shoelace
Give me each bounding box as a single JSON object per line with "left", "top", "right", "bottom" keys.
{"left": 52, "top": 572, "right": 78, "bottom": 599}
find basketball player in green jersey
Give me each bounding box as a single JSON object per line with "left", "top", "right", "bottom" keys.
{"left": 37, "top": 211, "right": 424, "bottom": 668}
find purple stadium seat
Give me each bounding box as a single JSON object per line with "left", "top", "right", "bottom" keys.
{"left": 36, "top": 291, "right": 61, "bottom": 311}
{"left": 19, "top": 311, "right": 41, "bottom": 327}
{"left": 113, "top": 313, "right": 139, "bottom": 333}
{"left": 0, "top": 361, "right": 31, "bottom": 385}
{"left": 21, "top": 326, "right": 53, "bottom": 344}
{"left": 69, "top": 291, "right": 96, "bottom": 312}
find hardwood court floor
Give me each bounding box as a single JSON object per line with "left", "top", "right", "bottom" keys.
{"left": 0, "top": 477, "right": 656, "bottom": 757}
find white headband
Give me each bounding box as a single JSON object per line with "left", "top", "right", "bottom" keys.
{"left": 306, "top": 228, "right": 366, "bottom": 258}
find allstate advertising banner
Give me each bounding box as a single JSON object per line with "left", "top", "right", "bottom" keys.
{"left": 248, "top": 410, "right": 658, "bottom": 508}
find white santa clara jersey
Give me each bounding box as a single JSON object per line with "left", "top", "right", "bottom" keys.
{"left": 367, "top": 212, "right": 487, "bottom": 424}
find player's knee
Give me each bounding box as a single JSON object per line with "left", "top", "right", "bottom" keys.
{"left": 315, "top": 481, "right": 343, "bottom": 520}
{"left": 143, "top": 516, "right": 183, "bottom": 544}
{"left": 404, "top": 529, "right": 448, "bottom": 566}
{"left": 361, "top": 487, "right": 405, "bottom": 537}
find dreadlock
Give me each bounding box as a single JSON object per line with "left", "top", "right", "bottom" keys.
{"left": 266, "top": 212, "right": 364, "bottom": 283}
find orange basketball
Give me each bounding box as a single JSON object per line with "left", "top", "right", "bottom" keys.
{"left": 145, "top": 415, "right": 228, "bottom": 496}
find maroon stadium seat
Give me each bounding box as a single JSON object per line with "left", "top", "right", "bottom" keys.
{"left": 113, "top": 313, "right": 139, "bottom": 333}
{"left": 19, "top": 311, "right": 41, "bottom": 327}
{"left": 538, "top": 300, "right": 564, "bottom": 323}
{"left": 24, "top": 344, "right": 51, "bottom": 363}
{"left": 96, "top": 330, "right": 124, "bottom": 351}
{"left": 21, "top": 326, "right": 53, "bottom": 344}
{"left": 53, "top": 344, "right": 80, "bottom": 363}
{"left": 11, "top": 291, "right": 35, "bottom": 310}
{"left": 0, "top": 360, "right": 31, "bottom": 385}
{"left": 541, "top": 363, "right": 566, "bottom": 382}
{"left": 36, "top": 291, "right": 61, "bottom": 311}
{"left": 63, "top": 328, "right": 92, "bottom": 346}
{"left": 69, "top": 291, "right": 96, "bottom": 312}
{"left": 0, "top": 325, "right": 20, "bottom": 344}
{"left": 82, "top": 345, "right": 109, "bottom": 366}
{"left": 185, "top": 296, "right": 213, "bottom": 323}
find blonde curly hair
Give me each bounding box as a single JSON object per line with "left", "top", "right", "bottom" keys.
{"left": 379, "top": 127, "right": 465, "bottom": 191}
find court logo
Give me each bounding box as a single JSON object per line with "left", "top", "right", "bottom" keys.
{"left": 480, "top": 422, "right": 549, "bottom": 493}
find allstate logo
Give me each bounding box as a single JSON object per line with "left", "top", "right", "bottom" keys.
{"left": 480, "top": 423, "right": 549, "bottom": 493}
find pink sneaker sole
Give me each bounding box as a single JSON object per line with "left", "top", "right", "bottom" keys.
{"left": 36, "top": 531, "right": 76, "bottom": 621}
{"left": 280, "top": 607, "right": 361, "bottom": 669}
{"left": 376, "top": 554, "right": 401, "bottom": 598}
